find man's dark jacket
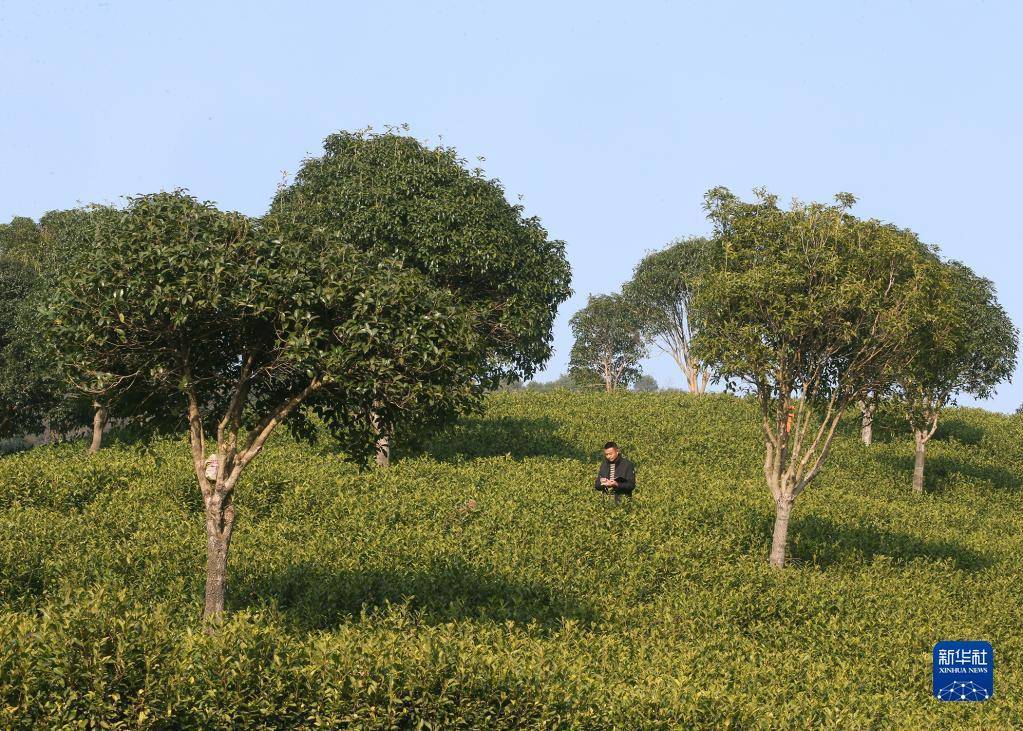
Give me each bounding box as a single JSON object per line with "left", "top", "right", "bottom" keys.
{"left": 594, "top": 455, "right": 636, "bottom": 495}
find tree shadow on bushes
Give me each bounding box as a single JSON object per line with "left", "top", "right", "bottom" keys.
{"left": 230, "top": 555, "right": 598, "bottom": 632}
{"left": 787, "top": 514, "right": 992, "bottom": 571}
{"left": 878, "top": 453, "right": 1020, "bottom": 493}
{"left": 411, "top": 416, "right": 591, "bottom": 462}
{"left": 932, "top": 418, "right": 984, "bottom": 445}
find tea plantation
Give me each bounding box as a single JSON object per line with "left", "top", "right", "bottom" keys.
{"left": 1, "top": 391, "right": 1021, "bottom": 728}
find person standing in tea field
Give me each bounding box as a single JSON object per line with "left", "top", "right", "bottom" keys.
{"left": 594, "top": 441, "right": 636, "bottom": 503}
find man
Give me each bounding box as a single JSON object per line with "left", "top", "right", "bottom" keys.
{"left": 594, "top": 441, "right": 636, "bottom": 503}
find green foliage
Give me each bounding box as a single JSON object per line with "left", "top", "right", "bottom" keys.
{"left": 0, "top": 214, "right": 96, "bottom": 438}
{"left": 42, "top": 190, "right": 482, "bottom": 464}
{"left": 266, "top": 128, "right": 573, "bottom": 390}
{"left": 694, "top": 188, "right": 928, "bottom": 402}
{"left": 0, "top": 392, "right": 1020, "bottom": 727}
{"left": 525, "top": 373, "right": 587, "bottom": 392}
{"left": 896, "top": 258, "right": 1018, "bottom": 433}
{"left": 568, "top": 293, "right": 646, "bottom": 391}
{"left": 0, "top": 248, "right": 47, "bottom": 437}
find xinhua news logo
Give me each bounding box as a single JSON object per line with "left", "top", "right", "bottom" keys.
{"left": 933, "top": 641, "right": 994, "bottom": 701}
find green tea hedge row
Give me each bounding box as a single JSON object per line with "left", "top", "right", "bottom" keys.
{"left": 0, "top": 392, "right": 1020, "bottom": 728}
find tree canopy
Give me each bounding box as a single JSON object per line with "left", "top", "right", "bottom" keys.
{"left": 266, "top": 129, "right": 572, "bottom": 386}
{"left": 264, "top": 129, "right": 572, "bottom": 460}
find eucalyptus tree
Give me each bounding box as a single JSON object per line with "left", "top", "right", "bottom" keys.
{"left": 568, "top": 293, "right": 646, "bottom": 391}
{"left": 693, "top": 188, "right": 930, "bottom": 568}
{"left": 266, "top": 128, "right": 572, "bottom": 466}
{"left": 895, "top": 259, "right": 1017, "bottom": 492}
{"left": 623, "top": 236, "right": 716, "bottom": 393}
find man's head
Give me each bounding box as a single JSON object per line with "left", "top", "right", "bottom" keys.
{"left": 603, "top": 441, "right": 619, "bottom": 462}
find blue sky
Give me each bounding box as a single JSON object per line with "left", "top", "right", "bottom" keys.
{"left": 2, "top": 1, "right": 1021, "bottom": 411}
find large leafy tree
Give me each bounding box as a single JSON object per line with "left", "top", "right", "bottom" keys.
{"left": 2, "top": 208, "right": 146, "bottom": 450}
{"left": 568, "top": 293, "right": 646, "bottom": 391}
{"left": 266, "top": 129, "right": 572, "bottom": 464}
{"left": 693, "top": 188, "right": 929, "bottom": 568}
{"left": 895, "top": 258, "right": 1017, "bottom": 492}
{"left": 0, "top": 243, "right": 46, "bottom": 437}
{"left": 623, "top": 236, "right": 716, "bottom": 393}
{"left": 45, "top": 190, "right": 490, "bottom": 618}
{"left": 0, "top": 214, "right": 96, "bottom": 441}
{"left": 0, "top": 222, "right": 49, "bottom": 438}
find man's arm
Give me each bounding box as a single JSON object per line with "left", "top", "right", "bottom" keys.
{"left": 594, "top": 464, "right": 606, "bottom": 491}
{"left": 615, "top": 461, "right": 636, "bottom": 492}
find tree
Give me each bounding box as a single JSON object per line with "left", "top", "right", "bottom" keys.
{"left": 0, "top": 218, "right": 46, "bottom": 437}
{"left": 5, "top": 208, "right": 153, "bottom": 451}
{"left": 40, "top": 208, "right": 128, "bottom": 451}
{"left": 266, "top": 129, "right": 572, "bottom": 465}
{"left": 693, "top": 188, "right": 930, "bottom": 568}
{"left": 895, "top": 259, "right": 1018, "bottom": 492}
{"left": 623, "top": 237, "right": 716, "bottom": 392}
{"left": 0, "top": 246, "right": 48, "bottom": 438}
{"left": 857, "top": 394, "right": 878, "bottom": 446}
{"left": 44, "top": 191, "right": 496, "bottom": 618}
{"left": 0, "top": 215, "right": 95, "bottom": 441}
{"left": 568, "top": 293, "right": 646, "bottom": 391}
{"left": 633, "top": 374, "right": 659, "bottom": 392}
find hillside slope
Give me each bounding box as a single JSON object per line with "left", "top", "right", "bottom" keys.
{"left": 0, "top": 392, "right": 1021, "bottom": 728}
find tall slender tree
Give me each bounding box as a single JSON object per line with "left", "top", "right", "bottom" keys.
{"left": 623, "top": 237, "right": 716, "bottom": 392}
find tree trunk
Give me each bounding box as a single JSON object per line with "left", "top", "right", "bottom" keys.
{"left": 769, "top": 497, "right": 794, "bottom": 568}
{"left": 860, "top": 401, "right": 874, "bottom": 446}
{"left": 370, "top": 410, "right": 391, "bottom": 468}
{"left": 912, "top": 431, "right": 926, "bottom": 494}
{"left": 202, "top": 493, "right": 235, "bottom": 620}
{"left": 375, "top": 434, "right": 391, "bottom": 468}
{"left": 88, "top": 405, "right": 108, "bottom": 454}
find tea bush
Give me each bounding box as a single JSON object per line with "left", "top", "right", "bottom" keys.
{"left": 0, "top": 392, "right": 1020, "bottom": 728}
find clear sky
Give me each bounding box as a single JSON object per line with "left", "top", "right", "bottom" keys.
{"left": 2, "top": 1, "right": 1021, "bottom": 412}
